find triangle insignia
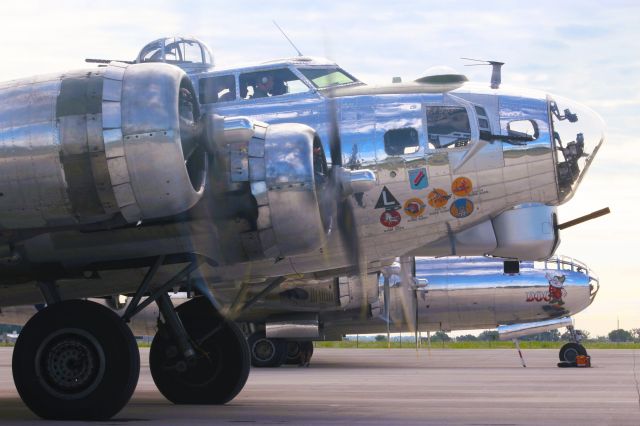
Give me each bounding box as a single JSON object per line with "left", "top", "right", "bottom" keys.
{"left": 375, "top": 186, "right": 401, "bottom": 210}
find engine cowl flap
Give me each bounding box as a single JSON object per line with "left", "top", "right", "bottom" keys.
{"left": 0, "top": 62, "right": 207, "bottom": 230}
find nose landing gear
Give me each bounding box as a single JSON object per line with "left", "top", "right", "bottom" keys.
{"left": 559, "top": 342, "right": 588, "bottom": 363}
{"left": 558, "top": 325, "right": 589, "bottom": 366}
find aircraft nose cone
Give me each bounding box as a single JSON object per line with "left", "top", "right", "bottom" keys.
{"left": 549, "top": 95, "right": 605, "bottom": 203}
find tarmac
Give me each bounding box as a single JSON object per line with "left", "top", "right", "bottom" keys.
{"left": 0, "top": 347, "right": 639, "bottom": 425}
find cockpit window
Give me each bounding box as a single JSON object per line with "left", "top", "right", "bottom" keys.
{"left": 199, "top": 75, "right": 236, "bottom": 104}
{"left": 426, "top": 106, "right": 471, "bottom": 149}
{"left": 239, "top": 68, "right": 310, "bottom": 100}
{"left": 298, "top": 68, "right": 359, "bottom": 89}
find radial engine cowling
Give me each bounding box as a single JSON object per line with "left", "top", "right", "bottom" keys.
{"left": 210, "top": 117, "right": 329, "bottom": 259}
{"left": 0, "top": 62, "right": 207, "bottom": 230}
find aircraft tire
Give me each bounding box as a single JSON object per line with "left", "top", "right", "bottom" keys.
{"left": 285, "top": 341, "right": 302, "bottom": 365}
{"left": 149, "top": 297, "right": 250, "bottom": 404}
{"left": 285, "top": 341, "right": 314, "bottom": 365}
{"left": 12, "top": 300, "right": 140, "bottom": 420}
{"left": 248, "top": 331, "right": 288, "bottom": 367}
{"left": 559, "top": 342, "right": 587, "bottom": 363}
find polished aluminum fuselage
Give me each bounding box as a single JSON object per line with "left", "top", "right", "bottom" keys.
{"left": 0, "top": 56, "right": 604, "bottom": 308}
{"left": 207, "top": 81, "right": 558, "bottom": 262}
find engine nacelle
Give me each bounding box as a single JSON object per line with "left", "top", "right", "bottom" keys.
{"left": 0, "top": 62, "right": 206, "bottom": 230}
{"left": 210, "top": 117, "right": 329, "bottom": 259}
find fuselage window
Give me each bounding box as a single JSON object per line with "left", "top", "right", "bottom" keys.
{"left": 199, "top": 75, "right": 236, "bottom": 104}
{"left": 426, "top": 106, "right": 471, "bottom": 149}
{"left": 239, "top": 68, "right": 310, "bottom": 100}
{"left": 507, "top": 119, "right": 539, "bottom": 140}
{"left": 384, "top": 128, "right": 420, "bottom": 156}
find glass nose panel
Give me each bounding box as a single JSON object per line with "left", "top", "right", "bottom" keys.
{"left": 549, "top": 95, "right": 605, "bottom": 203}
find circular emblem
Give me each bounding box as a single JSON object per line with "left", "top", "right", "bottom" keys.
{"left": 403, "top": 198, "right": 426, "bottom": 218}
{"left": 451, "top": 176, "right": 473, "bottom": 197}
{"left": 427, "top": 188, "right": 451, "bottom": 209}
{"left": 380, "top": 210, "right": 402, "bottom": 228}
{"left": 450, "top": 198, "right": 474, "bottom": 218}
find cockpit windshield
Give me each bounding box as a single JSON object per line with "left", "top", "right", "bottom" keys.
{"left": 549, "top": 95, "right": 605, "bottom": 202}
{"left": 298, "top": 68, "right": 360, "bottom": 89}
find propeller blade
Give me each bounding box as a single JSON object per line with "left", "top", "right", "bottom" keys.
{"left": 398, "top": 256, "right": 418, "bottom": 337}
{"left": 327, "top": 97, "right": 343, "bottom": 167}
{"left": 338, "top": 199, "right": 363, "bottom": 274}
{"left": 326, "top": 84, "right": 365, "bottom": 280}
{"left": 382, "top": 272, "right": 391, "bottom": 348}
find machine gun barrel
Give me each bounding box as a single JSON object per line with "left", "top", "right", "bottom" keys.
{"left": 557, "top": 207, "right": 610, "bottom": 230}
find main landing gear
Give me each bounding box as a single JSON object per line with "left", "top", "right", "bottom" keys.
{"left": 12, "top": 256, "right": 251, "bottom": 420}
{"left": 248, "top": 330, "right": 288, "bottom": 367}
{"left": 12, "top": 300, "right": 140, "bottom": 420}
{"left": 285, "top": 341, "right": 314, "bottom": 367}
{"left": 246, "top": 331, "right": 315, "bottom": 368}
{"left": 150, "top": 297, "right": 250, "bottom": 404}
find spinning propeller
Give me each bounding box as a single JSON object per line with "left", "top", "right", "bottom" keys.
{"left": 382, "top": 257, "right": 427, "bottom": 349}
{"left": 325, "top": 94, "right": 376, "bottom": 279}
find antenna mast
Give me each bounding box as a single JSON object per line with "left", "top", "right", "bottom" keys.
{"left": 273, "top": 21, "right": 303, "bottom": 57}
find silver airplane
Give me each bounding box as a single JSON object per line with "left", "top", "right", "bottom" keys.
{"left": 0, "top": 36, "right": 606, "bottom": 420}
{"left": 0, "top": 255, "right": 598, "bottom": 367}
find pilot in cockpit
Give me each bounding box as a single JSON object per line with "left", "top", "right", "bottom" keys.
{"left": 271, "top": 77, "right": 287, "bottom": 96}
{"left": 252, "top": 74, "right": 274, "bottom": 98}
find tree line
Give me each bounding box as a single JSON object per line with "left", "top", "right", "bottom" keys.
{"left": 372, "top": 328, "right": 640, "bottom": 343}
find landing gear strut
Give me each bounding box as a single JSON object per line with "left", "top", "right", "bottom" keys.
{"left": 120, "top": 256, "right": 251, "bottom": 405}
{"left": 150, "top": 296, "right": 250, "bottom": 404}
{"left": 12, "top": 300, "right": 140, "bottom": 420}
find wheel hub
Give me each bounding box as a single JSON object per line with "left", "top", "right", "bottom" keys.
{"left": 564, "top": 348, "right": 579, "bottom": 362}
{"left": 36, "top": 329, "right": 105, "bottom": 399}
{"left": 287, "top": 342, "right": 301, "bottom": 358}
{"left": 253, "top": 339, "right": 276, "bottom": 362}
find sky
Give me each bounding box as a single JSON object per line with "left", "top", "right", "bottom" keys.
{"left": 1, "top": 0, "right": 638, "bottom": 336}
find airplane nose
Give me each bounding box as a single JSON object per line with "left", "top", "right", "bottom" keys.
{"left": 549, "top": 94, "right": 606, "bottom": 203}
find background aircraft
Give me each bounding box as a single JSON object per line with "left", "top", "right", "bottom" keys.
{"left": 0, "top": 36, "right": 605, "bottom": 419}
{"left": 1, "top": 255, "right": 597, "bottom": 367}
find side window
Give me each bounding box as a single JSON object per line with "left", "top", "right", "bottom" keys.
{"left": 507, "top": 119, "right": 539, "bottom": 140}
{"left": 426, "top": 106, "right": 471, "bottom": 149}
{"left": 199, "top": 75, "right": 236, "bottom": 104}
{"left": 475, "top": 105, "right": 492, "bottom": 141}
{"left": 384, "top": 128, "right": 420, "bottom": 156}
{"left": 239, "top": 68, "right": 310, "bottom": 100}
